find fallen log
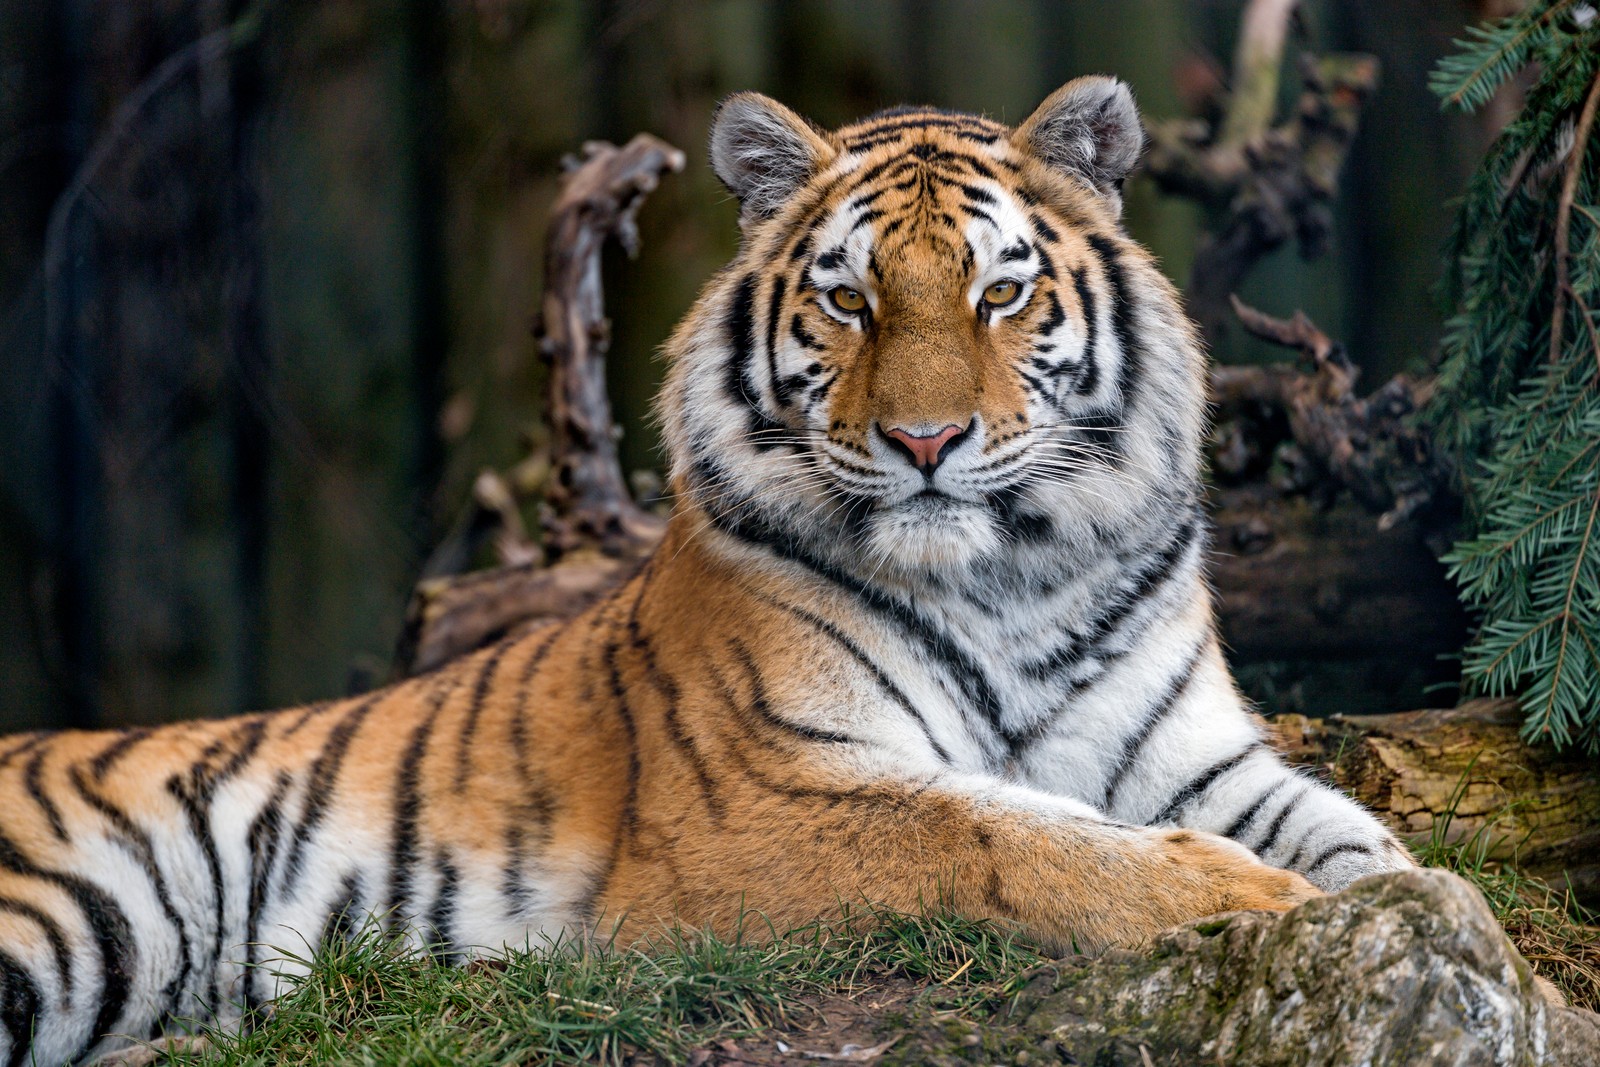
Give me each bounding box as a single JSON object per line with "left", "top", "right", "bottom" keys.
{"left": 1270, "top": 699, "right": 1600, "bottom": 908}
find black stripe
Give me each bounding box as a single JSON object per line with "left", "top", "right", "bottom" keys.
{"left": 244, "top": 771, "right": 292, "bottom": 1019}
{"left": 455, "top": 642, "right": 513, "bottom": 791}
{"left": 1101, "top": 643, "right": 1207, "bottom": 809}
{"left": 627, "top": 577, "right": 724, "bottom": 822}
{"left": 280, "top": 700, "right": 332, "bottom": 738}
{"left": 958, "top": 183, "right": 996, "bottom": 205}
{"left": 68, "top": 763, "right": 193, "bottom": 1021}
{"left": 0, "top": 735, "right": 50, "bottom": 773}
{"left": 730, "top": 638, "right": 857, "bottom": 745}
{"left": 1221, "top": 781, "right": 1283, "bottom": 842}
{"left": 0, "top": 896, "right": 72, "bottom": 997}
{"left": 1069, "top": 266, "right": 1101, "bottom": 397}
{"left": 386, "top": 680, "right": 453, "bottom": 930}
{"left": 848, "top": 128, "right": 1000, "bottom": 155}
{"left": 89, "top": 729, "right": 151, "bottom": 780}
{"left": 509, "top": 627, "right": 562, "bottom": 769}
{"left": 724, "top": 273, "right": 787, "bottom": 447}
{"left": 579, "top": 632, "right": 642, "bottom": 922}
{"left": 708, "top": 672, "right": 873, "bottom": 805}
{"left": 984, "top": 487, "right": 1056, "bottom": 547}
{"left": 278, "top": 695, "right": 381, "bottom": 894}
{"left": 1017, "top": 368, "right": 1056, "bottom": 403}
{"left": 1019, "top": 516, "right": 1200, "bottom": 685}
{"left": 23, "top": 748, "right": 67, "bottom": 841}
{"left": 765, "top": 276, "right": 793, "bottom": 406}
{"left": 320, "top": 872, "right": 364, "bottom": 949}
{"left": 167, "top": 717, "right": 269, "bottom": 1015}
{"left": 848, "top": 208, "right": 883, "bottom": 232}
{"left": 0, "top": 949, "right": 40, "bottom": 1067}
{"left": 1285, "top": 831, "right": 1319, "bottom": 872}
{"left": 502, "top": 629, "right": 562, "bottom": 916}
{"left": 0, "top": 829, "right": 133, "bottom": 1061}
{"left": 758, "top": 593, "right": 954, "bottom": 764}
{"left": 698, "top": 485, "right": 1004, "bottom": 737}
{"left": 1000, "top": 238, "right": 1032, "bottom": 263}
{"left": 425, "top": 851, "right": 460, "bottom": 963}
{"left": 1149, "top": 743, "right": 1262, "bottom": 826}
{"left": 789, "top": 313, "right": 823, "bottom": 351}
{"left": 845, "top": 115, "right": 997, "bottom": 143}
{"left": 966, "top": 206, "right": 998, "bottom": 229}
{"left": 1255, "top": 784, "right": 1308, "bottom": 855}
{"left": 1036, "top": 288, "right": 1066, "bottom": 337}
{"left": 1083, "top": 233, "right": 1141, "bottom": 419}
{"left": 1304, "top": 841, "right": 1374, "bottom": 875}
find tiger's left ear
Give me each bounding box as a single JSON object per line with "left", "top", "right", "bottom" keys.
{"left": 1013, "top": 76, "right": 1145, "bottom": 216}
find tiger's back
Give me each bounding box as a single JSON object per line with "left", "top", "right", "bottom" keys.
{"left": 0, "top": 79, "right": 1417, "bottom": 1065}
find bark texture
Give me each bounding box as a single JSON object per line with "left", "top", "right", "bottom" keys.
{"left": 1271, "top": 700, "right": 1600, "bottom": 908}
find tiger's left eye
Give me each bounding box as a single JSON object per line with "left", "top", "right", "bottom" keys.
{"left": 983, "top": 281, "right": 1022, "bottom": 308}
{"left": 830, "top": 287, "right": 868, "bottom": 314}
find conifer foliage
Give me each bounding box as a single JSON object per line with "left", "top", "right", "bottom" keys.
{"left": 1429, "top": 0, "right": 1600, "bottom": 752}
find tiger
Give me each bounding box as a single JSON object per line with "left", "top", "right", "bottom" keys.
{"left": 0, "top": 76, "right": 1417, "bottom": 1065}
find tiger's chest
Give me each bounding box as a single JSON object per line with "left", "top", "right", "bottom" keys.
{"left": 780, "top": 531, "right": 1203, "bottom": 776}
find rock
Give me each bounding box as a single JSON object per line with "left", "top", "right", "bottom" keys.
{"left": 888, "top": 869, "right": 1598, "bottom": 1067}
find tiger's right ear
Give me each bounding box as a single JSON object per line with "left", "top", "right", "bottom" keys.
{"left": 709, "top": 92, "right": 834, "bottom": 225}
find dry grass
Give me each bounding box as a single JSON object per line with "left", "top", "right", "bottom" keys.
{"left": 1412, "top": 770, "right": 1600, "bottom": 1010}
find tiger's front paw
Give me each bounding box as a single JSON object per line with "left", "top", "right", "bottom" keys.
{"left": 1160, "top": 828, "right": 1323, "bottom": 914}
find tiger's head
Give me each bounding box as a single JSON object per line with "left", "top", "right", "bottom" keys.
{"left": 661, "top": 78, "right": 1206, "bottom": 583}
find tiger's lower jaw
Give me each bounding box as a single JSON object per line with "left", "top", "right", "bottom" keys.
{"left": 862, "top": 498, "right": 1004, "bottom": 569}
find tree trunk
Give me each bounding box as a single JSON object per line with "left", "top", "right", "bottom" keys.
{"left": 1211, "top": 488, "right": 1467, "bottom": 662}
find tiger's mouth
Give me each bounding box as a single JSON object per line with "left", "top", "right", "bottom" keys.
{"left": 859, "top": 489, "right": 1004, "bottom": 569}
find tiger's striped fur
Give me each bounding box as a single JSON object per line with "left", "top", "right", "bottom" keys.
{"left": 0, "top": 79, "right": 1412, "bottom": 1064}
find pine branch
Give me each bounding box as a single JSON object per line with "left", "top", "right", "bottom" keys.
{"left": 1429, "top": 0, "right": 1577, "bottom": 113}
{"left": 1429, "top": 7, "right": 1600, "bottom": 752}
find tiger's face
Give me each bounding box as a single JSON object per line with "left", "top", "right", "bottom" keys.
{"left": 663, "top": 79, "right": 1205, "bottom": 580}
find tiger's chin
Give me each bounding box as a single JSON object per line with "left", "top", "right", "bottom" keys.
{"left": 862, "top": 495, "right": 1003, "bottom": 571}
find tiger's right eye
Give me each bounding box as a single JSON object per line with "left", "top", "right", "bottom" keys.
{"left": 829, "top": 287, "right": 867, "bottom": 314}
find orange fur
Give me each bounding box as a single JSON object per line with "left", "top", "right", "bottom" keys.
{"left": 0, "top": 85, "right": 1339, "bottom": 1064}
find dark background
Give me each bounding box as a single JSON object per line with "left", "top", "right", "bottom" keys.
{"left": 0, "top": 0, "right": 1507, "bottom": 732}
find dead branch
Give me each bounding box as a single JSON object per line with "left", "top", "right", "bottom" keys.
{"left": 1212, "top": 296, "right": 1447, "bottom": 531}
{"left": 394, "top": 135, "right": 680, "bottom": 674}
{"left": 538, "top": 135, "right": 681, "bottom": 558}
{"left": 1146, "top": 36, "right": 1380, "bottom": 344}
{"left": 1272, "top": 699, "right": 1600, "bottom": 907}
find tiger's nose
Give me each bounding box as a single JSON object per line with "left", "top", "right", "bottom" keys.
{"left": 880, "top": 420, "right": 972, "bottom": 474}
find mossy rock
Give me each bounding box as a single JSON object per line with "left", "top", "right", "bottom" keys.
{"left": 886, "top": 870, "right": 1599, "bottom": 1067}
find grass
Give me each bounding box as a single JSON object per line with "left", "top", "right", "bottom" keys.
{"left": 163, "top": 907, "right": 1044, "bottom": 1066}
{"left": 159, "top": 776, "right": 1599, "bottom": 1065}
{"left": 1410, "top": 768, "right": 1600, "bottom": 1011}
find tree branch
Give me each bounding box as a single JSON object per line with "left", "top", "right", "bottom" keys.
{"left": 538, "top": 135, "right": 682, "bottom": 558}
{"left": 394, "top": 135, "right": 681, "bottom": 674}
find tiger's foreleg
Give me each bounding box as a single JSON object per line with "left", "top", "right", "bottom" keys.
{"left": 1091, "top": 643, "right": 1415, "bottom": 890}
{"left": 602, "top": 773, "right": 1319, "bottom": 955}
